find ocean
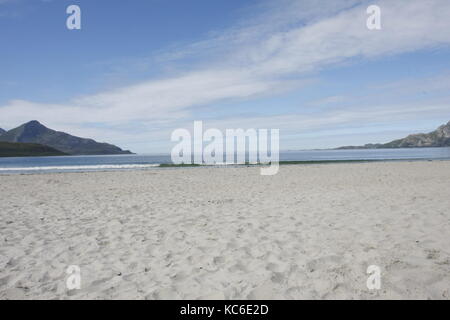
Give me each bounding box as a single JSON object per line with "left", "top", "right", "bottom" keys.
{"left": 0, "top": 147, "right": 450, "bottom": 174}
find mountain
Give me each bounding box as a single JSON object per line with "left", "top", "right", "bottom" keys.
{"left": 337, "top": 121, "right": 450, "bottom": 149}
{"left": 0, "top": 128, "right": 5, "bottom": 135}
{"left": 0, "top": 120, "right": 133, "bottom": 155}
{"left": 0, "top": 141, "right": 67, "bottom": 157}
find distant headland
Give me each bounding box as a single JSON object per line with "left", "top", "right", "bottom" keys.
{"left": 0, "top": 120, "right": 133, "bottom": 157}
{"left": 337, "top": 120, "right": 450, "bottom": 149}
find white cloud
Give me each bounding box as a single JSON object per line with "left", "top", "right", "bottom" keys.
{"left": 1, "top": 0, "right": 450, "bottom": 151}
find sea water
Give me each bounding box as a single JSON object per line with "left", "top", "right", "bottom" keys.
{"left": 0, "top": 148, "right": 449, "bottom": 174}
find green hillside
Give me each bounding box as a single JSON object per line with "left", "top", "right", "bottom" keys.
{"left": 0, "top": 141, "right": 67, "bottom": 157}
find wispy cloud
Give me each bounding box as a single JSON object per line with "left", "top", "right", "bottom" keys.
{"left": 1, "top": 0, "right": 450, "bottom": 151}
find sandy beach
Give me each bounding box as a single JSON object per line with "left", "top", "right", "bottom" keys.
{"left": 0, "top": 161, "right": 449, "bottom": 299}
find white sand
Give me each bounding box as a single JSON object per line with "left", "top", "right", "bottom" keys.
{"left": 0, "top": 161, "right": 449, "bottom": 299}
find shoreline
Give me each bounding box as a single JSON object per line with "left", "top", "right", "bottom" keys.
{"left": 0, "top": 158, "right": 449, "bottom": 175}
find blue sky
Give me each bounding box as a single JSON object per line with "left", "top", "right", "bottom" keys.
{"left": 1, "top": 0, "right": 450, "bottom": 153}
